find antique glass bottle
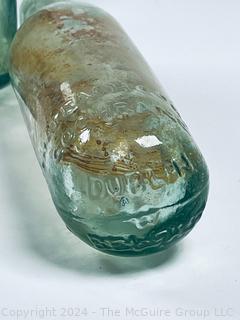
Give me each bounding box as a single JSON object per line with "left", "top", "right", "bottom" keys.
{"left": 0, "top": 0, "right": 16, "bottom": 87}
{"left": 9, "top": 1, "right": 209, "bottom": 256}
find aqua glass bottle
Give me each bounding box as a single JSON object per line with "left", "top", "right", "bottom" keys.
{"left": 10, "top": 1, "right": 209, "bottom": 256}
{"left": 0, "top": 0, "right": 17, "bottom": 88}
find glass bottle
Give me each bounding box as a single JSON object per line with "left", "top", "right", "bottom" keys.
{"left": 9, "top": 1, "right": 209, "bottom": 256}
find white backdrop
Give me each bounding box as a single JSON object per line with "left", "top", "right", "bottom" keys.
{"left": 0, "top": 1, "right": 239, "bottom": 319}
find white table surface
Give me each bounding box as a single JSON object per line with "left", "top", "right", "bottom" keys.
{"left": 0, "top": 1, "right": 239, "bottom": 319}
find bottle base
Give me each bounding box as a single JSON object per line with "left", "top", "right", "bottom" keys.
{"left": 59, "top": 183, "right": 209, "bottom": 257}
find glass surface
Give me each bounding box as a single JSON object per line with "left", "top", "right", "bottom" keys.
{"left": 0, "top": 0, "right": 16, "bottom": 88}
{"left": 9, "top": 1, "right": 209, "bottom": 256}
{"left": 20, "top": 0, "right": 62, "bottom": 23}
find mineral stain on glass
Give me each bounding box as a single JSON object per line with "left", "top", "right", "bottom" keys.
{"left": 9, "top": 1, "right": 209, "bottom": 256}
{"left": 0, "top": 0, "right": 16, "bottom": 87}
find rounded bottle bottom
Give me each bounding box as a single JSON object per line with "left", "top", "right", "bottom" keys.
{"left": 57, "top": 183, "right": 209, "bottom": 257}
